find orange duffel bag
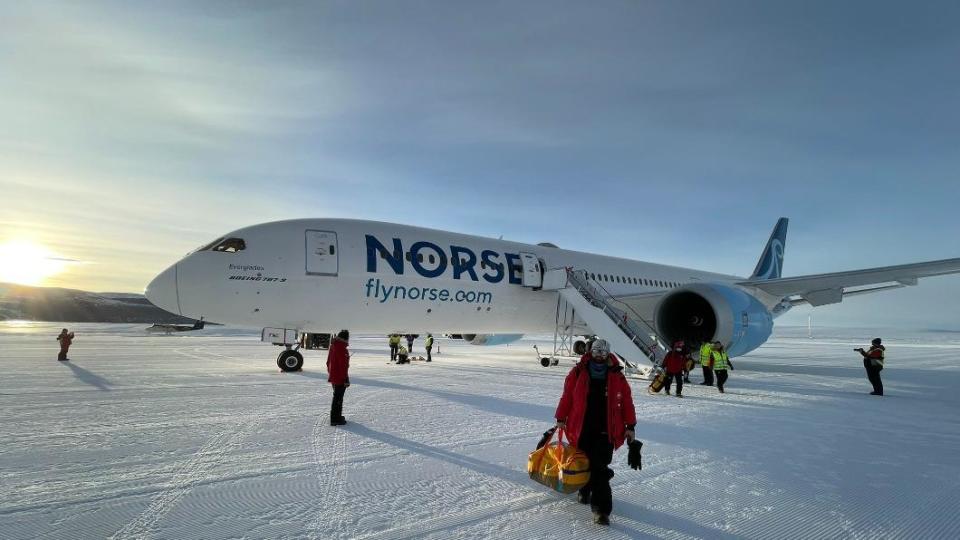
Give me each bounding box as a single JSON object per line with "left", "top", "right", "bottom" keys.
{"left": 527, "top": 428, "right": 590, "bottom": 494}
{"left": 648, "top": 367, "right": 667, "bottom": 393}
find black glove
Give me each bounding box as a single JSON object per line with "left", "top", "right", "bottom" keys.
{"left": 627, "top": 440, "right": 643, "bottom": 470}
{"left": 537, "top": 427, "right": 556, "bottom": 449}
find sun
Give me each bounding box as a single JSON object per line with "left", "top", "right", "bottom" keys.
{"left": 0, "top": 240, "right": 71, "bottom": 286}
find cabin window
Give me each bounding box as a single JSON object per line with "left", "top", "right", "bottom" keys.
{"left": 212, "top": 238, "right": 246, "bottom": 253}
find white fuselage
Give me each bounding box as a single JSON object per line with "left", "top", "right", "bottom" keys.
{"left": 146, "top": 218, "right": 774, "bottom": 335}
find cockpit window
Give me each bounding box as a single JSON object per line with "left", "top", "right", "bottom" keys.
{"left": 187, "top": 237, "right": 224, "bottom": 255}
{"left": 211, "top": 238, "right": 246, "bottom": 253}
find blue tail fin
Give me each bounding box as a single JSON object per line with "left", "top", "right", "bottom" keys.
{"left": 750, "top": 218, "right": 788, "bottom": 280}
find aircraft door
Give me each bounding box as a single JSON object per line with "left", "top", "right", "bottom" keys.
{"left": 305, "top": 230, "right": 338, "bottom": 276}
{"left": 519, "top": 252, "right": 542, "bottom": 288}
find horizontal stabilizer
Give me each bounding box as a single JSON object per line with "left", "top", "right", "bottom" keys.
{"left": 741, "top": 257, "right": 960, "bottom": 304}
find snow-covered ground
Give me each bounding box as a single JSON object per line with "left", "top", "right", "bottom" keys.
{"left": 2, "top": 322, "right": 959, "bottom": 539}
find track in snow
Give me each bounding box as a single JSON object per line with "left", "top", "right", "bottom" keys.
{"left": 2, "top": 322, "right": 960, "bottom": 539}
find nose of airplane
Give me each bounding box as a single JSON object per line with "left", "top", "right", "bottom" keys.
{"left": 145, "top": 264, "right": 181, "bottom": 316}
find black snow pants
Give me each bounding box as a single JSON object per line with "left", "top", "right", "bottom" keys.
{"left": 577, "top": 435, "right": 615, "bottom": 516}
{"left": 663, "top": 373, "right": 683, "bottom": 395}
{"left": 715, "top": 369, "right": 729, "bottom": 393}
{"left": 701, "top": 365, "right": 714, "bottom": 385}
{"left": 390, "top": 344, "right": 398, "bottom": 362}
{"left": 425, "top": 345, "right": 432, "bottom": 362}
{"left": 864, "top": 359, "right": 883, "bottom": 395}
{"left": 330, "top": 384, "right": 346, "bottom": 421}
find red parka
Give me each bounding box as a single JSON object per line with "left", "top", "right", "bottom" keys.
{"left": 663, "top": 350, "right": 685, "bottom": 374}
{"left": 555, "top": 354, "right": 637, "bottom": 449}
{"left": 326, "top": 337, "right": 350, "bottom": 385}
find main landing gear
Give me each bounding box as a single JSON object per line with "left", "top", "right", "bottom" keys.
{"left": 277, "top": 348, "right": 304, "bottom": 372}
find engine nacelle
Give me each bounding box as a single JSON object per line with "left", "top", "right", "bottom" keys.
{"left": 460, "top": 333, "right": 524, "bottom": 346}
{"left": 655, "top": 283, "right": 773, "bottom": 357}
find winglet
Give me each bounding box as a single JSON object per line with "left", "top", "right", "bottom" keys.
{"left": 750, "top": 218, "right": 789, "bottom": 280}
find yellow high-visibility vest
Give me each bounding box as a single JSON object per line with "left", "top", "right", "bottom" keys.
{"left": 425, "top": 336, "right": 434, "bottom": 348}
{"left": 712, "top": 350, "right": 730, "bottom": 370}
{"left": 699, "top": 343, "right": 713, "bottom": 365}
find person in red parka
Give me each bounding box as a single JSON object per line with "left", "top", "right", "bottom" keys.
{"left": 56, "top": 329, "right": 74, "bottom": 361}
{"left": 554, "top": 339, "right": 637, "bottom": 526}
{"left": 326, "top": 330, "right": 351, "bottom": 426}
{"left": 662, "top": 340, "right": 686, "bottom": 397}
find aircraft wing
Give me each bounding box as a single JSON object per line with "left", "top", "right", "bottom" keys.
{"left": 737, "top": 257, "right": 960, "bottom": 306}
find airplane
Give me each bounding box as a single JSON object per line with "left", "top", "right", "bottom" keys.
{"left": 145, "top": 317, "right": 205, "bottom": 335}
{"left": 144, "top": 218, "right": 960, "bottom": 372}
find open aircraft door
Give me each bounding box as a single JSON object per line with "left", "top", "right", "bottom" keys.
{"left": 305, "top": 230, "right": 338, "bottom": 276}
{"left": 519, "top": 252, "right": 543, "bottom": 288}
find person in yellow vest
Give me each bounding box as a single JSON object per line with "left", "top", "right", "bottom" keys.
{"left": 698, "top": 341, "right": 714, "bottom": 386}
{"left": 396, "top": 344, "right": 409, "bottom": 364}
{"left": 388, "top": 334, "right": 401, "bottom": 362}
{"left": 711, "top": 341, "right": 734, "bottom": 393}
{"left": 855, "top": 338, "right": 885, "bottom": 396}
{"left": 424, "top": 333, "right": 434, "bottom": 362}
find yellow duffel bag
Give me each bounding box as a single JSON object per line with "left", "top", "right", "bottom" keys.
{"left": 527, "top": 428, "right": 590, "bottom": 494}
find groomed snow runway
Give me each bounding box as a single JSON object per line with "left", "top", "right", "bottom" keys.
{"left": 2, "top": 322, "right": 959, "bottom": 539}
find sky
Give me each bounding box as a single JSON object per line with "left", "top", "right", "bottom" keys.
{"left": 1, "top": 1, "right": 959, "bottom": 329}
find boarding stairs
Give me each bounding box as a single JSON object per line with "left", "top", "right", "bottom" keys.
{"left": 542, "top": 267, "right": 669, "bottom": 377}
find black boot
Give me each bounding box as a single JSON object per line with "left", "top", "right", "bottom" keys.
{"left": 577, "top": 492, "right": 591, "bottom": 505}
{"left": 593, "top": 512, "right": 609, "bottom": 526}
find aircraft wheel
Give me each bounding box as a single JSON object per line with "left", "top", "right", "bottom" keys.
{"left": 278, "top": 350, "right": 304, "bottom": 372}
{"left": 540, "top": 357, "right": 551, "bottom": 368}
{"left": 573, "top": 340, "right": 587, "bottom": 355}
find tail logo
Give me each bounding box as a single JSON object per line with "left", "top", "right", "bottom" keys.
{"left": 754, "top": 239, "right": 784, "bottom": 280}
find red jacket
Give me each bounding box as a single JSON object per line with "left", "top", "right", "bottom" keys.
{"left": 555, "top": 354, "right": 637, "bottom": 449}
{"left": 326, "top": 338, "right": 350, "bottom": 385}
{"left": 663, "top": 350, "right": 685, "bottom": 374}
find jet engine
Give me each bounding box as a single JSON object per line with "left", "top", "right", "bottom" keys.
{"left": 655, "top": 283, "right": 773, "bottom": 357}
{"left": 459, "top": 334, "right": 524, "bottom": 346}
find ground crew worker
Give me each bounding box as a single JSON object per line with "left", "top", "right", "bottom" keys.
{"left": 56, "top": 329, "right": 74, "bottom": 361}
{"left": 712, "top": 341, "right": 733, "bottom": 393}
{"left": 326, "top": 330, "right": 350, "bottom": 426}
{"left": 662, "top": 341, "right": 686, "bottom": 397}
{"left": 554, "top": 339, "right": 637, "bottom": 526}
{"left": 425, "top": 333, "right": 434, "bottom": 362}
{"left": 405, "top": 333, "right": 415, "bottom": 353}
{"left": 389, "top": 334, "right": 401, "bottom": 362}
{"left": 856, "top": 338, "right": 885, "bottom": 396}
{"left": 699, "top": 341, "right": 714, "bottom": 386}
{"left": 396, "top": 345, "right": 409, "bottom": 364}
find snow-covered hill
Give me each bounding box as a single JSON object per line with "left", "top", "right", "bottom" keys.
{"left": 0, "top": 283, "right": 193, "bottom": 323}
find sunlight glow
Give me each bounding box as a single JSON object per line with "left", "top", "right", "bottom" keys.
{"left": 0, "top": 241, "right": 71, "bottom": 286}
